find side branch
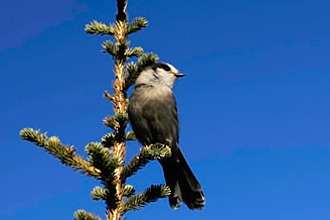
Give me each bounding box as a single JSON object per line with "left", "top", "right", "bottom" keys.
{"left": 121, "top": 144, "right": 171, "bottom": 182}
{"left": 85, "top": 20, "right": 115, "bottom": 35}
{"left": 122, "top": 185, "right": 171, "bottom": 213}
{"left": 74, "top": 210, "right": 101, "bottom": 220}
{"left": 20, "top": 128, "right": 101, "bottom": 178}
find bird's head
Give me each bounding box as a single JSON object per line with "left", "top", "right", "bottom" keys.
{"left": 135, "top": 63, "right": 185, "bottom": 88}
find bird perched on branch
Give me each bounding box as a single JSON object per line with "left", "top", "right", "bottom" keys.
{"left": 127, "top": 62, "right": 205, "bottom": 210}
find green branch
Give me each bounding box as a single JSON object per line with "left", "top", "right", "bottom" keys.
{"left": 20, "top": 128, "right": 101, "bottom": 178}
{"left": 125, "top": 47, "right": 144, "bottom": 58}
{"left": 121, "top": 144, "right": 171, "bottom": 182}
{"left": 123, "top": 184, "right": 136, "bottom": 198}
{"left": 103, "top": 115, "right": 117, "bottom": 130}
{"left": 125, "top": 131, "right": 136, "bottom": 141}
{"left": 74, "top": 210, "right": 101, "bottom": 220}
{"left": 85, "top": 142, "right": 121, "bottom": 180}
{"left": 85, "top": 142, "right": 122, "bottom": 211}
{"left": 91, "top": 186, "right": 108, "bottom": 200}
{"left": 85, "top": 20, "right": 115, "bottom": 35}
{"left": 101, "top": 133, "right": 115, "bottom": 148}
{"left": 123, "top": 185, "right": 171, "bottom": 213}
{"left": 127, "top": 17, "right": 148, "bottom": 35}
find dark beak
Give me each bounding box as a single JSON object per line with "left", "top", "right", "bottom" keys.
{"left": 175, "top": 72, "right": 185, "bottom": 78}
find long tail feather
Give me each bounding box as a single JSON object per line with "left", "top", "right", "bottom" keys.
{"left": 162, "top": 149, "right": 205, "bottom": 209}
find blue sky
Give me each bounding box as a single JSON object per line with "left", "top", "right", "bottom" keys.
{"left": 1, "top": 0, "right": 330, "bottom": 219}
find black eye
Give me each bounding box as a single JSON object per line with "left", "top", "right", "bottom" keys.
{"left": 162, "top": 65, "right": 171, "bottom": 71}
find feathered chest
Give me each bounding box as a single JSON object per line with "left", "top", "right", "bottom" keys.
{"left": 128, "top": 85, "right": 179, "bottom": 146}
{"left": 130, "top": 86, "right": 174, "bottom": 107}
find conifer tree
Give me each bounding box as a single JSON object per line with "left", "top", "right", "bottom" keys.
{"left": 20, "top": 1, "right": 172, "bottom": 219}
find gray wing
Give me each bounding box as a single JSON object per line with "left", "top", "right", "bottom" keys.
{"left": 128, "top": 87, "right": 179, "bottom": 156}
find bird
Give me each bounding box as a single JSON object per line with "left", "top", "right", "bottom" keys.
{"left": 127, "top": 62, "right": 205, "bottom": 210}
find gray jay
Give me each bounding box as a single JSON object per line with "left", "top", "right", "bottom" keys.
{"left": 127, "top": 62, "right": 205, "bottom": 210}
